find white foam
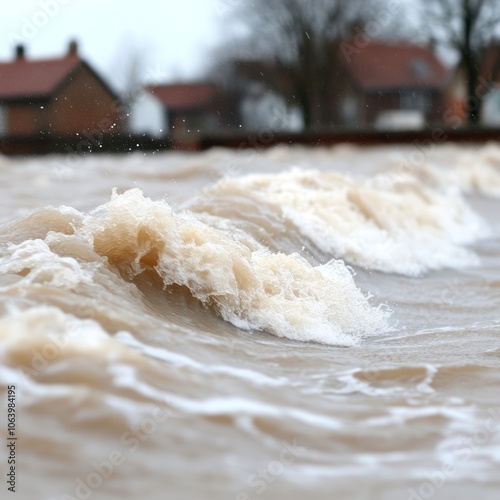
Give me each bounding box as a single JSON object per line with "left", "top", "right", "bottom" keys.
{"left": 206, "top": 169, "right": 487, "bottom": 276}
{"left": 81, "top": 189, "right": 389, "bottom": 345}
{"left": 0, "top": 239, "right": 93, "bottom": 289}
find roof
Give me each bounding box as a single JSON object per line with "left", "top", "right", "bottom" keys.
{"left": 0, "top": 55, "right": 81, "bottom": 101}
{"left": 147, "top": 83, "right": 216, "bottom": 110}
{"left": 344, "top": 43, "right": 449, "bottom": 90}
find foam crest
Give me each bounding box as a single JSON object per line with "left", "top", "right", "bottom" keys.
{"left": 80, "top": 189, "right": 389, "bottom": 345}
{"left": 206, "top": 170, "right": 487, "bottom": 276}
{"left": 389, "top": 144, "right": 500, "bottom": 197}
{"left": 455, "top": 144, "right": 500, "bottom": 197}
{"left": 0, "top": 239, "right": 92, "bottom": 289}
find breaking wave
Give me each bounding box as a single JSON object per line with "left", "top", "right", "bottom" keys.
{"left": 81, "top": 189, "right": 389, "bottom": 345}
{"left": 201, "top": 169, "right": 487, "bottom": 276}
{"left": 0, "top": 189, "right": 389, "bottom": 346}
{"left": 1, "top": 151, "right": 494, "bottom": 345}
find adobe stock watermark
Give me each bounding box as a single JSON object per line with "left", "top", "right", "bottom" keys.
{"left": 16, "top": 304, "right": 97, "bottom": 382}
{"left": 341, "top": 0, "right": 400, "bottom": 63}
{"left": 61, "top": 400, "right": 173, "bottom": 500}
{"left": 52, "top": 122, "right": 116, "bottom": 180}
{"left": 207, "top": 104, "right": 289, "bottom": 187}
{"left": 438, "top": 278, "right": 466, "bottom": 307}
{"left": 236, "top": 439, "right": 304, "bottom": 500}
{"left": 375, "top": 73, "right": 494, "bottom": 190}
{"left": 398, "top": 73, "right": 493, "bottom": 174}
{"left": 9, "top": 0, "right": 73, "bottom": 44}
{"left": 369, "top": 127, "right": 449, "bottom": 191}
{"left": 407, "top": 406, "right": 500, "bottom": 500}
{"left": 213, "top": 0, "right": 240, "bottom": 17}
{"left": 53, "top": 63, "right": 168, "bottom": 180}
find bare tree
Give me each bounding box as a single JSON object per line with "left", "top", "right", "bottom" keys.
{"left": 217, "top": 0, "right": 372, "bottom": 130}
{"left": 421, "top": 0, "right": 500, "bottom": 125}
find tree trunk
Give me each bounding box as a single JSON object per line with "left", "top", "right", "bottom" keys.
{"left": 466, "top": 62, "right": 481, "bottom": 126}
{"left": 463, "top": 0, "right": 481, "bottom": 126}
{"left": 297, "top": 86, "right": 313, "bottom": 131}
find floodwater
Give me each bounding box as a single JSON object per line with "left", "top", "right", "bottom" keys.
{"left": 1, "top": 143, "right": 500, "bottom": 500}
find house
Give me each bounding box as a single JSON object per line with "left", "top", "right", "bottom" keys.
{"left": 142, "top": 82, "right": 241, "bottom": 141}
{"left": 235, "top": 42, "right": 450, "bottom": 130}
{"left": 0, "top": 41, "right": 123, "bottom": 139}
{"left": 337, "top": 42, "right": 450, "bottom": 128}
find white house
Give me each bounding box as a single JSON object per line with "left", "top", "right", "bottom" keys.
{"left": 482, "top": 88, "right": 500, "bottom": 127}
{"left": 129, "top": 88, "right": 167, "bottom": 137}
{"left": 240, "top": 83, "right": 303, "bottom": 132}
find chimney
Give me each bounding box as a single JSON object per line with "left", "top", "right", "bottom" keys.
{"left": 68, "top": 40, "right": 78, "bottom": 57}
{"left": 15, "top": 45, "right": 25, "bottom": 61}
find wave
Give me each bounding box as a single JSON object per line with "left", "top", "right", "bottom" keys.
{"left": 78, "top": 189, "right": 389, "bottom": 345}
{"left": 1, "top": 146, "right": 495, "bottom": 346}
{"left": 201, "top": 169, "right": 488, "bottom": 276}
{"left": 384, "top": 143, "right": 500, "bottom": 198}
{"left": 442, "top": 144, "right": 500, "bottom": 197}
{"left": 0, "top": 190, "right": 389, "bottom": 346}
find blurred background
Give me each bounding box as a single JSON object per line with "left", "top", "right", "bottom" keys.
{"left": 1, "top": 0, "right": 500, "bottom": 153}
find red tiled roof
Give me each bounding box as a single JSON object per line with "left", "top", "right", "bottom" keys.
{"left": 344, "top": 43, "right": 449, "bottom": 90}
{"left": 0, "top": 55, "right": 80, "bottom": 101}
{"left": 147, "top": 83, "right": 216, "bottom": 110}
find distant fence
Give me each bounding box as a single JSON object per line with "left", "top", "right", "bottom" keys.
{"left": 0, "top": 134, "right": 171, "bottom": 156}
{"left": 199, "top": 127, "right": 500, "bottom": 150}
{"left": 2, "top": 128, "right": 500, "bottom": 156}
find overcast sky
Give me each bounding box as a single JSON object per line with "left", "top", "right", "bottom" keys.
{"left": 0, "top": 0, "right": 230, "bottom": 92}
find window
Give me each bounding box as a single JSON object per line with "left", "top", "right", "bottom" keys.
{"left": 0, "top": 106, "right": 7, "bottom": 137}
{"left": 483, "top": 89, "right": 500, "bottom": 126}
{"left": 400, "top": 91, "right": 429, "bottom": 112}
{"left": 342, "top": 95, "right": 358, "bottom": 125}
{"left": 410, "top": 59, "right": 430, "bottom": 78}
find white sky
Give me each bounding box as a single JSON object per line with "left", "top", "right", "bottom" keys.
{"left": 0, "top": 0, "right": 230, "bottom": 92}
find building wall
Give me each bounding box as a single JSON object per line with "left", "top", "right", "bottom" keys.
{"left": 45, "top": 64, "right": 122, "bottom": 136}
{"left": 446, "top": 64, "right": 468, "bottom": 125}
{"left": 6, "top": 103, "right": 39, "bottom": 136}
{"left": 169, "top": 109, "right": 223, "bottom": 140}
{"left": 363, "top": 93, "right": 400, "bottom": 125}
{"left": 362, "top": 89, "right": 444, "bottom": 127}
{"left": 428, "top": 91, "right": 445, "bottom": 123}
